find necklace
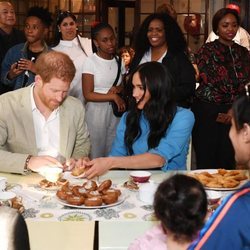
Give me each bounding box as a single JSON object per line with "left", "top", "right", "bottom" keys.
{"left": 96, "top": 52, "right": 114, "bottom": 70}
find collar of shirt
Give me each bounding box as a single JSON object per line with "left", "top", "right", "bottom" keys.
{"left": 59, "top": 37, "right": 78, "bottom": 48}
{"left": 141, "top": 47, "right": 167, "bottom": 64}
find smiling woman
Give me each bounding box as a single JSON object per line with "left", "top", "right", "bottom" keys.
{"left": 130, "top": 12, "right": 196, "bottom": 109}
{"left": 81, "top": 61, "right": 195, "bottom": 179}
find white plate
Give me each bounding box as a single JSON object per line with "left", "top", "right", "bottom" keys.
{"left": 190, "top": 169, "right": 249, "bottom": 191}
{"left": 55, "top": 194, "right": 126, "bottom": 209}
{"left": 0, "top": 191, "right": 16, "bottom": 200}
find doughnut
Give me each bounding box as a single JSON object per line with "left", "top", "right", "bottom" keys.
{"left": 83, "top": 180, "right": 97, "bottom": 191}
{"left": 77, "top": 187, "right": 88, "bottom": 197}
{"left": 102, "top": 194, "right": 118, "bottom": 205}
{"left": 56, "top": 190, "right": 68, "bottom": 200}
{"left": 72, "top": 185, "right": 83, "bottom": 196}
{"left": 102, "top": 188, "right": 121, "bottom": 197}
{"left": 61, "top": 182, "right": 72, "bottom": 192}
{"left": 66, "top": 195, "right": 85, "bottom": 206}
{"left": 98, "top": 179, "right": 112, "bottom": 192}
{"left": 84, "top": 197, "right": 103, "bottom": 207}
{"left": 86, "top": 190, "right": 101, "bottom": 198}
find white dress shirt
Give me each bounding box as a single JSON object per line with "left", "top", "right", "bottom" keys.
{"left": 30, "top": 85, "right": 60, "bottom": 158}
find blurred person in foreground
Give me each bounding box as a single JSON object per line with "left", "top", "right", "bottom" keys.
{"left": 0, "top": 206, "right": 30, "bottom": 250}
{"left": 190, "top": 86, "right": 250, "bottom": 250}
{"left": 129, "top": 174, "right": 207, "bottom": 250}
{"left": 81, "top": 62, "right": 194, "bottom": 179}
{"left": 0, "top": 51, "right": 90, "bottom": 174}
{"left": 0, "top": 1, "right": 25, "bottom": 94}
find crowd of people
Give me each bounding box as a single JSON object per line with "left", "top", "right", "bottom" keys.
{"left": 0, "top": 1, "right": 250, "bottom": 249}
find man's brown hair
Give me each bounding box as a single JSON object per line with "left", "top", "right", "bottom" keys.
{"left": 35, "top": 51, "right": 76, "bottom": 83}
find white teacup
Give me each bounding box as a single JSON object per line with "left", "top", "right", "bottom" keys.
{"left": 0, "top": 177, "right": 7, "bottom": 192}
{"left": 139, "top": 182, "right": 158, "bottom": 204}
{"left": 39, "top": 167, "right": 62, "bottom": 183}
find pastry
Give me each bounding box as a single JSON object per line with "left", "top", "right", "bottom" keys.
{"left": 98, "top": 179, "right": 112, "bottom": 192}
{"left": 84, "top": 197, "right": 103, "bottom": 207}
{"left": 66, "top": 195, "right": 85, "bottom": 206}
{"left": 102, "top": 194, "right": 118, "bottom": 205}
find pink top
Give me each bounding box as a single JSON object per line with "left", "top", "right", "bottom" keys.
{"left": 128, "top": 224, "right": 167, "bottom": 250}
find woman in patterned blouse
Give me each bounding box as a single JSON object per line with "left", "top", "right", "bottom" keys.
{"left": 192, "top": 8, "right": 250, "bottom": 170}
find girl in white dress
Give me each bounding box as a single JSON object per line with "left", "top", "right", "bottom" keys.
{"left": 82, "top": 22, "right": 125, "bottom": 158}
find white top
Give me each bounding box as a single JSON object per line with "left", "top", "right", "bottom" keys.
{"left": 206, "top": 26, "right": 250, "bottom": 51}
{"left": 52, "top": 36, "right": 93, "bottom": 104}
{"left": 139, "top": 48, "right": 167, "bottom": 64}
{"left": 30, "top": 85, "right": 60, "bottom": 157}
{"left": 82, "top": 53, "right": 125, "bottom": 94}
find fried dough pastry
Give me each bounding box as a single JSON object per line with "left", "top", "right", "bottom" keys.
{"left": 56, "top": 179, "right": 121, "bottom": 207}
{"left": 189, "top": 169, "right": 248, "bottom": 189}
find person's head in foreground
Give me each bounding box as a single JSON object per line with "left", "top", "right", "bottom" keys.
{"left": 229, "top": 85, "right": 250, "bottom": 168}
{"left": 0, "top": 206, "right": 30, "bottom": 250}
{"left": 154, "top": 174, "right": 207, "bottom": 248}
{"left": 125, "top": 61, "right": 176, "bottom": 154}
{"left": 34, "top": 50, "right": 76, "bottom": 111}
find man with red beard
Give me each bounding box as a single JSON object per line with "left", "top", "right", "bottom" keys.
{"left": 0, "top": 51, "right": 90, "bottom": 174}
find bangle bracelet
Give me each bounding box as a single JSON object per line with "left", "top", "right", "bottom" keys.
{"left": 24, "top": 155, "right": 32, "bottom": 173}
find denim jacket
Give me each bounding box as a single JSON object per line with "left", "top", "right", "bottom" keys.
{"left": 0, "top": 42, "right": 49, "bottom": 90}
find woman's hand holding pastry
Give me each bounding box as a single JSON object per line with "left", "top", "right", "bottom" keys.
{"left": 84, "top": 158, "right": 113, "bottom": 179}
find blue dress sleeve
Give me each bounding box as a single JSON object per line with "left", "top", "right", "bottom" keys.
{"left": 148, "top": 108, "right": 194, "bottom": 169}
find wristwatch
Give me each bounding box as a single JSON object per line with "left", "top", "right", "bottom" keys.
{"left": 24, "top": 155, "right": 32, "bottom": 174}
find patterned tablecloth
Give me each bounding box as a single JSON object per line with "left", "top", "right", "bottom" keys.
{"left": 3, "top": 170, "right": 168, "bottom": 223}
{"left": 2, "top": 170, "right": 235, "bottom": 223}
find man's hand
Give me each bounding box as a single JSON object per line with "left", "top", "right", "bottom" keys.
{"left": 28, "top": 155, "right": 63, "bottom": 172}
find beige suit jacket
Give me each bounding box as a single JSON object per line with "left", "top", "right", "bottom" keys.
{"left": 0, "top": 86, "right": 90, "bottom": 174}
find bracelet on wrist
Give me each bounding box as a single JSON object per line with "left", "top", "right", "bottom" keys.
{"left": 24, "top": 155, "right": 32, "bottom": 173}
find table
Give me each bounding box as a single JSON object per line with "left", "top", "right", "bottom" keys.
{"left": 1, "top": 170, "right": 235, "bottom": 249}
{"left": 0, "top": 170, "right": 169, "bottom": 250}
